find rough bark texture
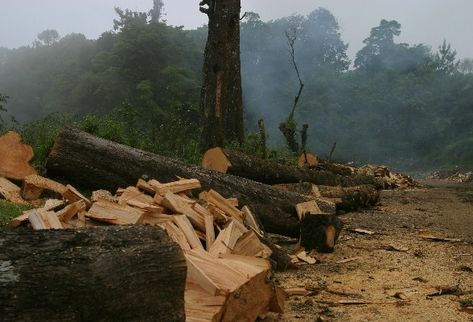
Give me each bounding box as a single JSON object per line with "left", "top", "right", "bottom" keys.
{"left": 0, "top": 226, "right": 186, "bottom": 322}
{"left": 46, "top": 127, "right": 331, "bottom": 239}
{"left": 275, "top": 182, "right": 380, "bottom": 212}
{"left": 199, "top": 0, "right": 244, "bottom": 150}
{"left": 318, "top": 185, "right": 380, "bottom": 211}
{"left": 300, "top": 214, "right": 343, "bottom": 253}
{"left": 203, "top": 147, "right": 379, "bottom": 187}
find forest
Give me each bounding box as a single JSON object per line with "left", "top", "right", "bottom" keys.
{"left": 1, "top": 6, "right": 472, "bottom": 172}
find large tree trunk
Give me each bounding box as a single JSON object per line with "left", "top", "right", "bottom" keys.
{"left": 199, "top": 0, "right": 244, "bottom": 150}
{"left": 46, "top": 127, "right": 335, "bottom": 242}
{"left": 202, "top": 147, "right": 381, "bottom": 187}
{"left": 0, "top": 226, "right": 186, "bottom": 322}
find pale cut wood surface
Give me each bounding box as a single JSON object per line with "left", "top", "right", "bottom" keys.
{"left": 0, "top": 131, "right": 37, "bottom": 180}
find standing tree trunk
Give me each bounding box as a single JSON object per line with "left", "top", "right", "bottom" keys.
{"left": 199, "top": 0, "right": 244, "bottom": 151}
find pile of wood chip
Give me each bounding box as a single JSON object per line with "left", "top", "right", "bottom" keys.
{"left": 428, "top": 169, "right": 473, "bottom": 183}
{"left": 2, "top": 172, "right": 283, "bottom": 321}
{"left": 356, "top": 164, "right": 418, "bottom": 189}
{"left": 296, "top": 151, "right": 418, "bottom": 189}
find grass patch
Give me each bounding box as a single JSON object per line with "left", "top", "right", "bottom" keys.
{"left": 0, "top": 200, "right": 34, "bottom": 231}
{"left": 460, "top": 191, "right": 473, "bottom": 204}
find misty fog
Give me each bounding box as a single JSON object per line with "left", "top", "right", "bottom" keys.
{"left": 0, "top": 0, "right": 472, "bottom": 171}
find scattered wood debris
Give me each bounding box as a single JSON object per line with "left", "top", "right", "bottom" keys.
{"left": 336, "top": 256, "right": 363, "bottom": 264}
{"left": 419, "top": 234, "right": 462, "bottom": 243}
{"left": 357, "top": 164, "right": 418, "bottom": 189}
{"left": 427, "top": 286, "right": 462, "bottom": 297}
{"left": 0, "top": 177, "right": 28, "bottom": 204}
{"left": 314, "top": 299, "right": 374, "bottom": 306}
{"left": 384, "top": 244, "right": 410, "bottom": 252}
{"left": 350, "top": 228, "right": 376, "bottom": 235}
{"left": 295, "top": 249, "right": 317, "bottom": 264}
{"left": 428, "top": 169, "right": 473, "bottom": 183}
{"left": 393, "top": 292, "right": 409, "bottom": 301}
{"left": 285, "top": 287, "right": 310, "bottom": 296}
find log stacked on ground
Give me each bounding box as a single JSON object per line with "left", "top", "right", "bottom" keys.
{"left": 45, "top": 127, "right": 336, "bottom": 241}
{"left": 202, "top": 147, "right": 378, "bottom": 187}
{"left": 356, "top": 164, "right": 418, "bottom": 188}
{"left": 0, "top": 226, "right": 187, "bottom": 322}
{"left": 274, "top": 183, "right": 380, "bottom": 212}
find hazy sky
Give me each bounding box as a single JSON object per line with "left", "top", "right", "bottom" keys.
{"left": 1, "top": 0, "right": 472, "bottom": 59}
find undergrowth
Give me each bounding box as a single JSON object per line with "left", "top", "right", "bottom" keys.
{"left": 0, "top": 200, "right": 34, "bottom": 231}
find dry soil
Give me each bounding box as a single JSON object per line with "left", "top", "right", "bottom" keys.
{"left": 269, "top": 181, "right": 473, "bottom": 322}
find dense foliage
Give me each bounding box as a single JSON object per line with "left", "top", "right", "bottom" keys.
{"left": 0, "top": 7, "right": 472, "bottom": 171}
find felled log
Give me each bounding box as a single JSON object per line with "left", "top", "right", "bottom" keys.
{"left": 298, "top": 153, "right": 354, "bottom": 177}
{"left": 46, "top": 127, "right": 333, "bottom": 241}
{"left": 0, "top": 131, "right": 37, "bottom": 180}
{"left": 202, "top": 147, "right": 379, "bottom": 187}
{"left": 0, "top": 226, "right": 187, "bottom": 322}
{"left": 275, "top": 183, "right": 380, "bottom": 212}
{"left": 317, "top": 185, "right": 380, "bottom": 211}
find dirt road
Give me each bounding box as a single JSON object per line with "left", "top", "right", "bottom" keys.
{"left": 271, "top": 183, "right": 473, "bottom": 321}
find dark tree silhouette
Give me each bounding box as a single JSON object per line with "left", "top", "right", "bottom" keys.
{"left": 199, "top": 0, "right": 244, "bottom": 150}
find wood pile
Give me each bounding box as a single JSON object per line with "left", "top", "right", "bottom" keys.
{"left": 297, "top": 152, "right": 418, "bottom": 189}
{"left": 356, "top": 164, "right": 418, "bottom": 189}
{"left": 201, "top": 148, "right": 381, "bottom": 212}
{"left": 45, "top": 127, "right": 342, "bottom": 251}
{"left": 202, "top": 147, "right": 417, "bottom": 192}
{"left": 427, "top": 169, "right": 473, "bottom": 183}
{"left": 3, "top": 173, "right": 284, "bottom": 321}
{"left": 273, "top": 182, "right": 380, "bottom": 212}
{"left": 202, "top": 147, "right": 380, "bottom": 187}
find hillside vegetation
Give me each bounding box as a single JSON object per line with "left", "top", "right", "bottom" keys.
{"left": 0, "top": 8, "right": 472, "bottom": 170}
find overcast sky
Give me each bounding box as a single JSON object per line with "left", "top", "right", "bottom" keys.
{"left": 1, "top": 0, "right": 472, "bottom": 59}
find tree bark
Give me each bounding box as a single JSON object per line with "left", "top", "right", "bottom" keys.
{"left": 199, "top": 0, "right": 244, "bottom": 150}
{"left": 317, "top": 185, "right": 380, "bottom": 211}
{"left": 46, "top": 127, "right": 335, "bottom": 241}
{"left": 274, "top": 182, "right": 380, "bottom": 212}
{"left": 202, "top": 147, "right": 381, "bottom": 187}
{"left": 0, "top": 226, "right": 186, "bottom": 322}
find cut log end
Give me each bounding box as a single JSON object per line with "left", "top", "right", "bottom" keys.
{"left": 300, "top": 214, "right": 343, "bottom": 253}
{"left": 202, "top": 147, "right": 232, "bottom": 174}
{"left": 298, "top": 152, "right": 319, "bottom": 168}
{"left": 0, "top": 131, "right": 37, "bottom": 180}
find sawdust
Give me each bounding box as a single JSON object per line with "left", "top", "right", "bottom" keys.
{"left": 269, "top": 183, "right": 473, "bottom": 321}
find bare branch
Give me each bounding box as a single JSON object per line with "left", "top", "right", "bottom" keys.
{"left": 285, "top": 28, "right": 304, "bottom": 119}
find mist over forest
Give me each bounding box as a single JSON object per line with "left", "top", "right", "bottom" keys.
{"left": 0, "top": 5, "right": 472, "bottom": 171}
